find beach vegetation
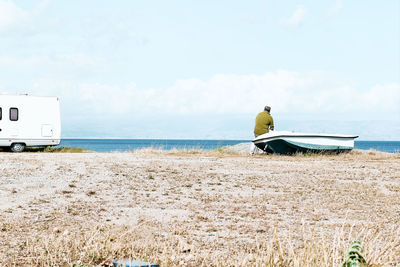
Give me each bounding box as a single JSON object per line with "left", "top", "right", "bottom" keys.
{"left": 23, "top": 146, "right": 90, "bottom": 153}
{"left": 1, "top": 218, "right": 398, "bottom": 266}
{"left": 0, "top": 145, "right": 89, "bottom": 153}
{"left": 46, "top": 146, "right": 89, "bottom": 153}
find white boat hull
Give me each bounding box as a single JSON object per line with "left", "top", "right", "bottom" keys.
{"left": 253, "top": 131, "right": 358, "bottom": 154}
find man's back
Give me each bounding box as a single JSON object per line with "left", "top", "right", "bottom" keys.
{"left": 254, "top": 111, "right": 274, "bottom": 136}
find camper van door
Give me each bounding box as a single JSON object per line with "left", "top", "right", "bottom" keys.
{"left": 0, "top": 106, "right": 10, "bottom": 146}
{"left": 0, "top": 107, "right": 4, "bottom": 145}
{"left": 0, "top": 105, "right": 20, "bottom": 146}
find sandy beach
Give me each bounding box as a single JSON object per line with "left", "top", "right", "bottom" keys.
{"left": 1, "top": 148, "right": 399, "bottom": 266}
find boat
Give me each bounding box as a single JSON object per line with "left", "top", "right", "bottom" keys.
{"left": 253, "top": 131, "right": 358, "bottom": 154}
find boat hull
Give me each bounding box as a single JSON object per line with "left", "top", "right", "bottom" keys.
{"left": 253, "top": 132, "right": 358, "bottom": 154}
{"left": 255, "top": 139, "right": 353, "bottom": 154}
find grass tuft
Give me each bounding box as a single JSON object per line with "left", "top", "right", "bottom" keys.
{"left": 23, "top": 146, "right": 90, "bottom": 153}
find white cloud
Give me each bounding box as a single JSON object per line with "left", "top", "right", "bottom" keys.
{"left": 279, "top": 5, "right": 307, "bottom": 27}
{"left": 0, "top": 0, "right": 49, "bottom": 32}
{"left": 23, "top": 71, "right": 400, "bottom": 122}
{"left": 3, "top": 71, "right": 398, "bottom": 139}
{"left": 0, "top": 0, "right": 28, "bottom": 31}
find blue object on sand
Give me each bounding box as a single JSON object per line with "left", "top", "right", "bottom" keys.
{"left": 113, "top": 260, "right": 159, "bottom": 267}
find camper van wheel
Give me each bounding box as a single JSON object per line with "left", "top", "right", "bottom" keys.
{"left": 10, "top": 143, "right": 26, "bottom": 153}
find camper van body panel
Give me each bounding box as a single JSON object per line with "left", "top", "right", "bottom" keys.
{"left": 0, "top": 95, "right": 61, "bottom": 147}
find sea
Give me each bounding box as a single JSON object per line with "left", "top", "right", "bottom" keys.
{"left": 58, "top": 139, "right": 400, "bottom": 154}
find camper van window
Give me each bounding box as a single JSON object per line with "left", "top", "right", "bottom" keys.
{"left": 10, "top": 108, "right": 18, "bottom": 121}
{"left": 0, "top": 108, "right": 2, "bottom": 120}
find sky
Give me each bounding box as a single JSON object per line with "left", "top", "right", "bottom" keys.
{"left": 0, "top": 0, "right": 399, "bottom": 140}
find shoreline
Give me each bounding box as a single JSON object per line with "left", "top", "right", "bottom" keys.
{"left": 58, "top": 139, "right": 400, "bottom": 154}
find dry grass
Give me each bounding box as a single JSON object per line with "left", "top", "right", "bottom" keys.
{"left": 2, "top": 218, "right": 399, "bottom": 266}
{"left": 0, "top": 150, "right": 399, "bottom": 266}
{"left": 22, "top": 146, "right": 90, "bottom": 153}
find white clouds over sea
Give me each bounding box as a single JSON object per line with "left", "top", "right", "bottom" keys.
{"left": 11, "top": 70, "right": 396, "bottom": 140}
{"left": 22, "top": 71, "right": 399, "bottom": 118}
{"left": 0, "top": 1, "right": 399, "bottom": 139}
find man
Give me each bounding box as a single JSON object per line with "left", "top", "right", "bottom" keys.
{"left": 250, "top": 106, "right": 274, "bottom": 155}
{"left": 254, "top": 105, "right": 274, "bottom": 137}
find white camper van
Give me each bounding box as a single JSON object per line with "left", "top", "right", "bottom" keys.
{"left": 0, "top": 94, "right": 61, "bottom": 152}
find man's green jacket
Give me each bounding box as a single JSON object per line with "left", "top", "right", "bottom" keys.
{"left": 254, "top": 111, "right": 274, "bottom": 136}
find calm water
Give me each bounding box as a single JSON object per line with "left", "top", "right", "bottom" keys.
{"left": 59, "top": 139, "right": 400, "bottom": 153}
